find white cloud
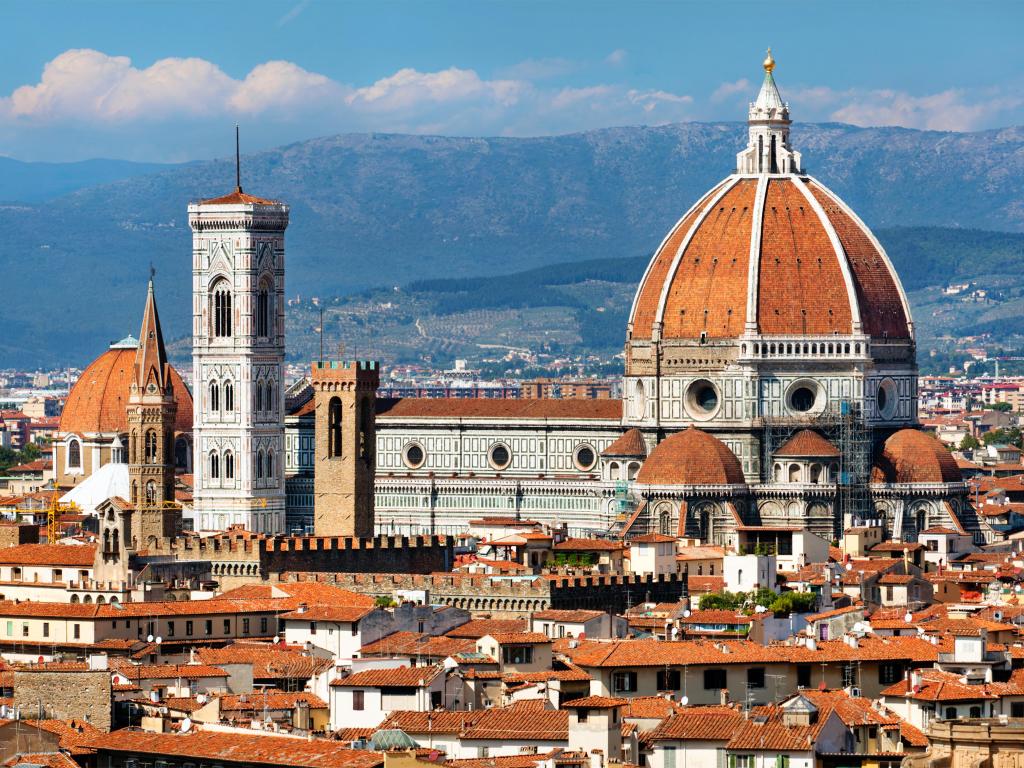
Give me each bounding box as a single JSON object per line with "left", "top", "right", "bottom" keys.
{"left": 784, "top": 84, "right": 1023, "bottom": 132}
{"left": 605, "top": 49, "right": 627, "bottom": 66}
{"left": 711, "top": 78, "right": 751, "bottom": 103}
{"left": 230, "top": 61, "right": 345, "bottom": 114}
{"left": 347, "top": 67, "right": 526, "bottom": 111}
{"left": 277, "top": 0, "right": 310, "bottom": 27}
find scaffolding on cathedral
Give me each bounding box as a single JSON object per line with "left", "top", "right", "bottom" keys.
{"left": 759, "top": 400, "right": 873, "bottom": 533}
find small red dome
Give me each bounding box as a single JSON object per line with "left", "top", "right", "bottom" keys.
{"left": 59, "top": 345, "right": 192, "bottom": 436}
{"left": 873, "top": 429, "right": 962, "bottom": 484}
{"left": 636, "top": 429, "right": 746, "bottom": 485}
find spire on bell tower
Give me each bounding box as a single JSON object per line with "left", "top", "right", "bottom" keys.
{"left": 133, "top": 271, "right": 171, "bottom": 395}
{"left": 737, "top": 48, "right": 802, "bottom": 175}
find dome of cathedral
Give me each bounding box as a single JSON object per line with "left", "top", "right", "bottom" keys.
{"left": 636, "top": 428, "right": 746, "bottom": 486}
{"left": 628, "top": 175, "right": 911, "bottom": 346}
{"left": 59, "top": 338, "right": 193, "bottom": 436}
{"left": 872, "top": 429, "right": 962, "bottom": 485}
{"left": 626, "top": 55, "right": 912, "bottom": 363}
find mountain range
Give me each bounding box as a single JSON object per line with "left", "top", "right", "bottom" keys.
{"left": 3, "top": 121, "right": 1024, "bottom": 368}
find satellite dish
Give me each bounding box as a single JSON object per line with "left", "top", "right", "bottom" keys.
{"left": 755, "top": 605, "right": 766, "bottom": 614}
{"left": 904, "top": 612, "right": 913, "bottom": 623}
{"left": 680, "top": 695, "right": 689, "bottom": 706}
{"left": 147, "top": 634, "right": 155, "bottom": 643}
{"left": 150, "top": 690, "right": 160, "bottom": 704}
{"left": 845, "top": 562, "right": 854, "bottom": 571}
{"left": 682, "top": 610, "right": 691, "bottom": 618}
{"left": 196, "top": 694, "right": 207, "bottom": 705}
{"left": 181, "top": 717, "right": 192, "bottom": 733}
{"left": 273, "top": 636, "right": 281, "bottom": 644}
{"left": 155, "top": 637, "right": 162, "bottom": 645}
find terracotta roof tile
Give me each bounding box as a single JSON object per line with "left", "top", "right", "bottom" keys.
{"left": 637, "top": 429, "right": 746, "bottom": 486}
{"left": 59, "top": 346, "right": 192, "bottom": 435}
{"left": 601, "top": 428, "right": 647, "bottom": 458}
{"left": 0, "top": 544, "right": 96, "bottom": 567}
{"left": 774, "top": 430, "right": 840, "bottom": 458}
{"left": 376, "top": 398, "right": 620, "bottom": 421}
{"left": 872, "top": 429, "right": 962, "bottom": 484}
{"left": 808, "top": 180, "right": 910, "bottom": 339}
{"left": 198, "top": 189, "right": 282, "bottom": 206}
{"left": 84, "top": 729, "right": 383, "bottom": 768}
{"left": 331, "top": 664, "right": 444, "bottom": 688}
{"left": 446, "top": 619, "right": 527, "bottom": 639}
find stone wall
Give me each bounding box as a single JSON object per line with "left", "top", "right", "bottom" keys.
{"left": 14, "top": 668, "right": 112, "bottom": 731}
{"left": 284, "top": 571, "right": 688, "bottom": 618}
{"left": 0, "top": 523, "right": 38, "bottom": 549}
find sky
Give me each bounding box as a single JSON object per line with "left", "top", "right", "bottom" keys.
{"left": 1, "top": 0, "right": 1023, "bottom": 163}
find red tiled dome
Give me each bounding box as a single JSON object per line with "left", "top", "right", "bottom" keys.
{"left": 628, "top": 176, "right": 911, "bottom": 344}
{"left": 59, "top": 345, "right": 192, "bottom": 436}
{"left": 636, "top": 429, "right": 746, "bottom": 486}
{"left": 774, "top": 430, "right": 840, "bottom": 458}
{"left": 872, "top": 429, "right": 962, "bottom": 484}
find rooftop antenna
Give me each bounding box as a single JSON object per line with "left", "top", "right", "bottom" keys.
{"left": 235, "top": 124, "right": 242, "bottom": 193}
{"left": 319, "top": 307, "right": 324, "bottom": 363}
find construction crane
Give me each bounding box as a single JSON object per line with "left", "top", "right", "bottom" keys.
{"left": 45, "top": 490, "right": 78, "bottom": 544}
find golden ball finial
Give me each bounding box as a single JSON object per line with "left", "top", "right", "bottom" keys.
{"left": 763, "top": 47, "right": 775, "bottom": 74}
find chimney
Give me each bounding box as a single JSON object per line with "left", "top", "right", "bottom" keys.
{"left": 297, "top": 603, "right": 307, "bottom": 614}
{"left": 720, "top": 688, "right": 729, "bottom": 706}
{"left": 589, "top": 750, "right": 604, "bottom": 768}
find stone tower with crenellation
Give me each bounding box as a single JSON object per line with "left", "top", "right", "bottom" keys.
{"left": 311, "top": 360, "right": 380, "bottom": 537}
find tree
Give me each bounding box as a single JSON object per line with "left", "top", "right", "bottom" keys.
{"left": 959, "top": 434, "right": 981, "bottom": 451}
{"left": 767, "top": 591, "right": 818, "bottom": 617}
{"left": 373, "top": 595, "right": 397, "bottom": 608}
{"left": 985, "top": 402, "right": 1014, "bottom": 412}
{"left": 698, "top": 591, "right": 745, "bottom": 610}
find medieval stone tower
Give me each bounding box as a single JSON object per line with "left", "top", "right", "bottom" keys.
{"left": 311, "top": 360, "right": 380, "bottom": 537}
{"left": 189, "top": 182, "right": 289, "bottom": 534}
{"left": 127, "top": 278, "right": 180, "bottom": 546}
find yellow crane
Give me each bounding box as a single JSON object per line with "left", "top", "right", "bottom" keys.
{"left": 45, "top": 490, "right": 78, "bottom": 543}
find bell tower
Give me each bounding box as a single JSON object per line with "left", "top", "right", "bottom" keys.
{"left": 189, "top": 149, "right": 289, "bottom": 534}
{"left": 127, "top": 277, "right": 179, "bottom": 546}
{"left": 311, "top": 360, "right": 379, "bottom": 537}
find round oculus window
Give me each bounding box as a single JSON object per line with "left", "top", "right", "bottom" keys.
{"left": 489, "top": 443, "right": 511, "bottom": 470}
{"left": 877, "top": 378, "right": 898, "bottom": 419}
{"left": 402, "top": 442, "right": 425, "bottom": 469}
{"left": 685, "top": 379, "right": 720, "bottom": 419}
{"left": 574, "top": 445, "right": 597, "bottom": 471}
{"left": 789, "top": 385, "right": 818, "bottom": 413}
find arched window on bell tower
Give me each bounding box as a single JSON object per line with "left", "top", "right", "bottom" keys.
{"left": 145, "top": 480, "right": 156, "bottom": 505}
{"left": 210, "top": 450, "right": 220, "bottom": 480}
{"left": 211, "top": 279, "right": 233, "bottom": 337}
{"left": 145, "top": 431, "right": 158, "bottom": 464}
{"left": 209, "top": 381, "right": 220, "bottom": 413}
{"left": 256, "top": 278, "right": 272, "bottom": 338}
{"left": 328, "top": 397, "right": 342, "bottom": 458}
{"left": 224, "top": 381, "right": 233, "bottom": 412}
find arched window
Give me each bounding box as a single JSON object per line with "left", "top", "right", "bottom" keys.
{"left": 210, "top": 451, "right": 220, "bottom": 479}
{"left": 145, "top": 430, "right": 158, "bottom": 464}
{"left": 788, "top": 463, "right": 801, "bottom": 483}
{"left": 810, "top": 464, "right": 823, "bottom": 484}
{"left": 256, "top": 380, "right": 264, "bottom": 413}
{"left": 328, "top": 397, "right": 342, "bottom": 458}
{"left": 266, "top": 450, "right": 274, "bottom": 481}
{"left": 256, "top": 279, "right": 272, "bottom": 337}
{"left": 174, "top": 437, "right": 189, "bottom": 469}
{"left": 131, "top": 481, "right": 138, "bottom": 505}
{"left": 145, "top": 480, "right": 156, "bottom": 505}
{"left": 224, "top": 381, "right": 233, "bottom": 412}
{"left": 112, "top": 529, "right": 119, "bottom": 553}
{"left": 256, "top": 449, "right": 265, "bottom": 479}
{"left": 224, "top": 450, "right": 234, "bottom": 480}
{"left": 209, "top": 381, "right": 220, "bottom": 412}
{"left": 266, "top": 381, "right": 274, "bottom": 414}
{"left": 68, "top": 439, "right": 81, "bottom": 469}
{"left": 211, "top": 280, "right": 233, "bottom": 337}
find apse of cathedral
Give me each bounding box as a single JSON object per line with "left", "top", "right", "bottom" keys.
{"left": 56, "top": 52, "right": 974, "bottom": 548}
